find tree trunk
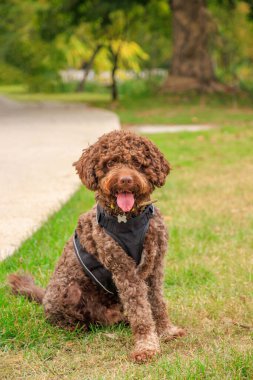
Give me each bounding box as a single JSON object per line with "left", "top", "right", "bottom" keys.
{"left": 111, "top": 60, "right": 118, "bottom": 101}
{"left": 76, "top": 44, "right": 102, "bottom": 92}
{"left": 109, "top": 45, "right": 120, "bottom": 101}
{"left": 164, "top": 0, "right": 225, "bottom": 92}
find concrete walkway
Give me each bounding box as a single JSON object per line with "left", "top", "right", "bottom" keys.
{"left": 133, "top": 124, "right": 212, "bottom": 134}
{"left": 0, "top": 97, "right": 120, "bottom": 260}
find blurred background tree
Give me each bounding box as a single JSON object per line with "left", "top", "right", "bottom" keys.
{"left": 1, "top": 0, "right": 253, "bottom": 98}
{"left": 164, "top": 0, "right": 253, "bottom": 92}
{"left": 0, "top": 0, "right": 66, "bottom": 91}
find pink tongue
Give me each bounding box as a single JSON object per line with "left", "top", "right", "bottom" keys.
{"left": 116, "top": 193, "right": 135, "bottom": 212}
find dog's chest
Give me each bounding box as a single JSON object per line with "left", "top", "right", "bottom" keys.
{"left": 96, "top": 204, "right": 154, "bottom": 265}
{"left": 73, "top": 204, "right": 156, "bottom": 295}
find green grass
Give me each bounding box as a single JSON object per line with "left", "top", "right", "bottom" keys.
{"left": 1, "top": 82, "right": 253, "bottom": 128}
{"left": 1, "top": 124, "right": 253, "bottom": 379}
{"left": 0, "top": 83, "right": 110, "bottom": 103}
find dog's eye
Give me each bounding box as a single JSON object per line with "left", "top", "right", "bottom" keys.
{"left": 131, "top": 157, "right": 142, "bottom": 169}
{"left": 106, "top": 161, "right": 114, "bottom": 168}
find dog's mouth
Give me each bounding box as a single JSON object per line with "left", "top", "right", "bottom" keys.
{"left": 116, "top": 192, "right": 135, "bottom": 212}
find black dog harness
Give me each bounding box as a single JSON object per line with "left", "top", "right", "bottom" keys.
{"left": 73, "top": 204, "right": 154, "bottom": 295}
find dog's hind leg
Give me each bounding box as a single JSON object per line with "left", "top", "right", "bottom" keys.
{"left": 43, "top": 280, "right": 87, "bottom": 328}
{"left": 44, "top": 280, "right": 123, "bottom": 329}
{"left": 87, "top": 301, "right": 124, "bottom": 326}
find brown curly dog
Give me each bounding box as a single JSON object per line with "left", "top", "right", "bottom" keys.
{"left": 8, "top": 130, "right": 185, "bottom": 363}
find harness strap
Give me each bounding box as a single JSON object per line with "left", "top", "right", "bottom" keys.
{"left": 73, "top": 231, "right": 117, "bottom": 295}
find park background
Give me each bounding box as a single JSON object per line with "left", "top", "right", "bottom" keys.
{"left": 0, "top": 1, "right": 253, "bottom": 379}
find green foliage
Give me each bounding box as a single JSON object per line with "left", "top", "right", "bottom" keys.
{"left": 211, "top": 2, "right": 253, "bottom": 85}
{"left": 132, "top": 0, "right": 172, "bottom": 69}
{"left": 0, "top": 63, "right": 23, "bottom": 84}
{"left": 0, "top": 0, "right": 67, "bottom": 92}
{"left": 1, "top": 0, "right": 253, "bottom": 94}
{"left": 109, "top": 40, "right": 148, "bottom": 73}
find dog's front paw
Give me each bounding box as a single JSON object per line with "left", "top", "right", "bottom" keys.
{"left": 131, "top": 333, "right": 160, "bottom": 363}
{"left": 160, "top": 325, "right": 186, "bottom": 342}
{"left": 131, "top": 348, "right": 159, "bottom": 363}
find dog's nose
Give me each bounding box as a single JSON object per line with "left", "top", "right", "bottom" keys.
{"left": 119, "top": 175, "right": 133, "bottom": 186}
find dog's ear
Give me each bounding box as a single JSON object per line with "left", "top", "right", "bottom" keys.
{"left": 151, "top": 150, "right": 171, "bottom": 187}
{"left": 73, "top": 145, "right": 98, "bottom": 191}
{"left": 140, "top": 137, "right": 171, "bottom": 188}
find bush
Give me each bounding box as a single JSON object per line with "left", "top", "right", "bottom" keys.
{"left": 0, "top": 62, "right": 24, "bottom": 84}
{"left": 118, "top": 75, "right": 164, "bottom": 98}
{"left": 26, "top": 72, "right": 68, "bottom": 93}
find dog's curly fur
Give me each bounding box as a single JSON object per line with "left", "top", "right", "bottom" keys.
{"left": 8, "top": 130, "right": 185, "bottom": 363}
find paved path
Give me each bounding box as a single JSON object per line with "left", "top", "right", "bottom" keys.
{"left": 0, "top": 96, "right": 120, "bottom": 260}
{"left": 132, "top": 124, "right": 212, "bottom": 134}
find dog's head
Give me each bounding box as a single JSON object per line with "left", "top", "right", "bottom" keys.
{"left": 73, "top": 130, "right": 170, "bottom": 213}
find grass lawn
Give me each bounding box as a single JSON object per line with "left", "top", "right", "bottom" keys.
{"left": 1, "top": 83, "right": 253, "bottom": 128}
{"left": 0, "top": 121, "right": 253, "bottom": 379}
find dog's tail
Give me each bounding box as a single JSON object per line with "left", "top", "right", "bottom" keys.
{"left": 8, "top": 273, "right": 45, "bottom": 304}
